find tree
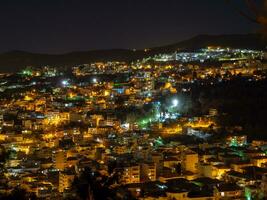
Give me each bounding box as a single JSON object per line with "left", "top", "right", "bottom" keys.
{"left": 226, "top": 0, "right": 267, "bottom": 35}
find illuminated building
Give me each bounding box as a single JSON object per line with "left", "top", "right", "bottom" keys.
{"left": 141, "top": 163, "right": 157, "bottom": 181}
{"left": 251, "top": 156, "right": 267, "bottom": 167}
{"left": 215, "top": 183, "right": 243, "bottom": 199}
{"left": 121, "top": 164, "right": 141, "bottom": 184}
{"left": 209, "top": 108, "right": 218, "bottom": 117}
{"left": 53, "top": 150, "right": 67, "bottom": 171}
{"left": 198, "top": 163, "right": 216, "bottom": 178}
{"left": 226, "top": 135, "right": 247, "bottom": 147}
{"left": 59, "top": 169, "right": 75, "bottom": 193}
{"left": 182, "top": 151, "right": 199, "bottom": 173}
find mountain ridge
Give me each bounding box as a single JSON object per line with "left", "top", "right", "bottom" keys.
{"left": 0, "top": 33, "right": 266, "bottom": 72}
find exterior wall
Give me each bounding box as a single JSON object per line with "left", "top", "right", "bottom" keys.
{"left": 141, "top": 163, "right": 157, "bottom": 181}
{"left": 58, "top": 172, "right": 75, "bottom": 193}
{"left": 122, "top": 165, "right": 140, "bottom": 184}
{"left": 54, "top": 150, "right": 66, "bottom": 171}
{"left": 183, "top": 153, "right": 199, "bottom": 173}
{"left": 166, "top": 192, "right": 188, "bottom": 200}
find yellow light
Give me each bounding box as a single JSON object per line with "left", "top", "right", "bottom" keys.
{"left": 104, "top": 90, "right": 110, "bottom": 96}
{"left": 24, "top": 95, "right": 33, "bottom": 101}
{"left": 185, "top": 120, "right": 215, "bottom": 129}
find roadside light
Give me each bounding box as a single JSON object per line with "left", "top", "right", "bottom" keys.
{"left": 172, "top": 99, "right": 179, "bottom": 107}
{"left": 61, "top": 80, "right": 69, "bottom": 87}
{"left": 92, "top": 78, "right": 98, "bottom": 83}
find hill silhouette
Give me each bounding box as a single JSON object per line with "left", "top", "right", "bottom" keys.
{"left": 0, "top": 33, "right": 266, "bottom": 72}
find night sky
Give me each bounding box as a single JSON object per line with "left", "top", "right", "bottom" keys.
{"left": 0, "top": 0, "right": 260, "bottom": 54}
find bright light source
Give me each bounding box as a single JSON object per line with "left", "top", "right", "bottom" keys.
{"left": 61, "top": 80, "right": 69, "bottom": 86}
{"left": 121, "top": 123, "right": 130, "bottom": 129}
{"left": 172, "top": 99, "right": 179, "bottom": 107}
{"left": 92, "top": 78, "right": 97, "bottom": 83}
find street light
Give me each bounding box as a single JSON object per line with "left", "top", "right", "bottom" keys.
{"left": 172, "top": 99, "right": 179, "bottom": 107}
{"left": 61, "top": 80, "right": 69, "bottom": 87}
{"left": 92, "top": 78, "right": 97, "bottom": 83}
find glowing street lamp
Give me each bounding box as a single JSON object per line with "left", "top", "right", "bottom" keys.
{"left": 92, "top": 78, "right": 98, "bottom": 84}
{"left": 172, "top": 99, "right": 179, "bottom": 107}
{"left": 61, "top": 80, "right": 69, "bottom": 87}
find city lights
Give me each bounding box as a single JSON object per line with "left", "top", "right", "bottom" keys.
{"left": 0, "top": 23, "right": 266, "bottom": 200}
